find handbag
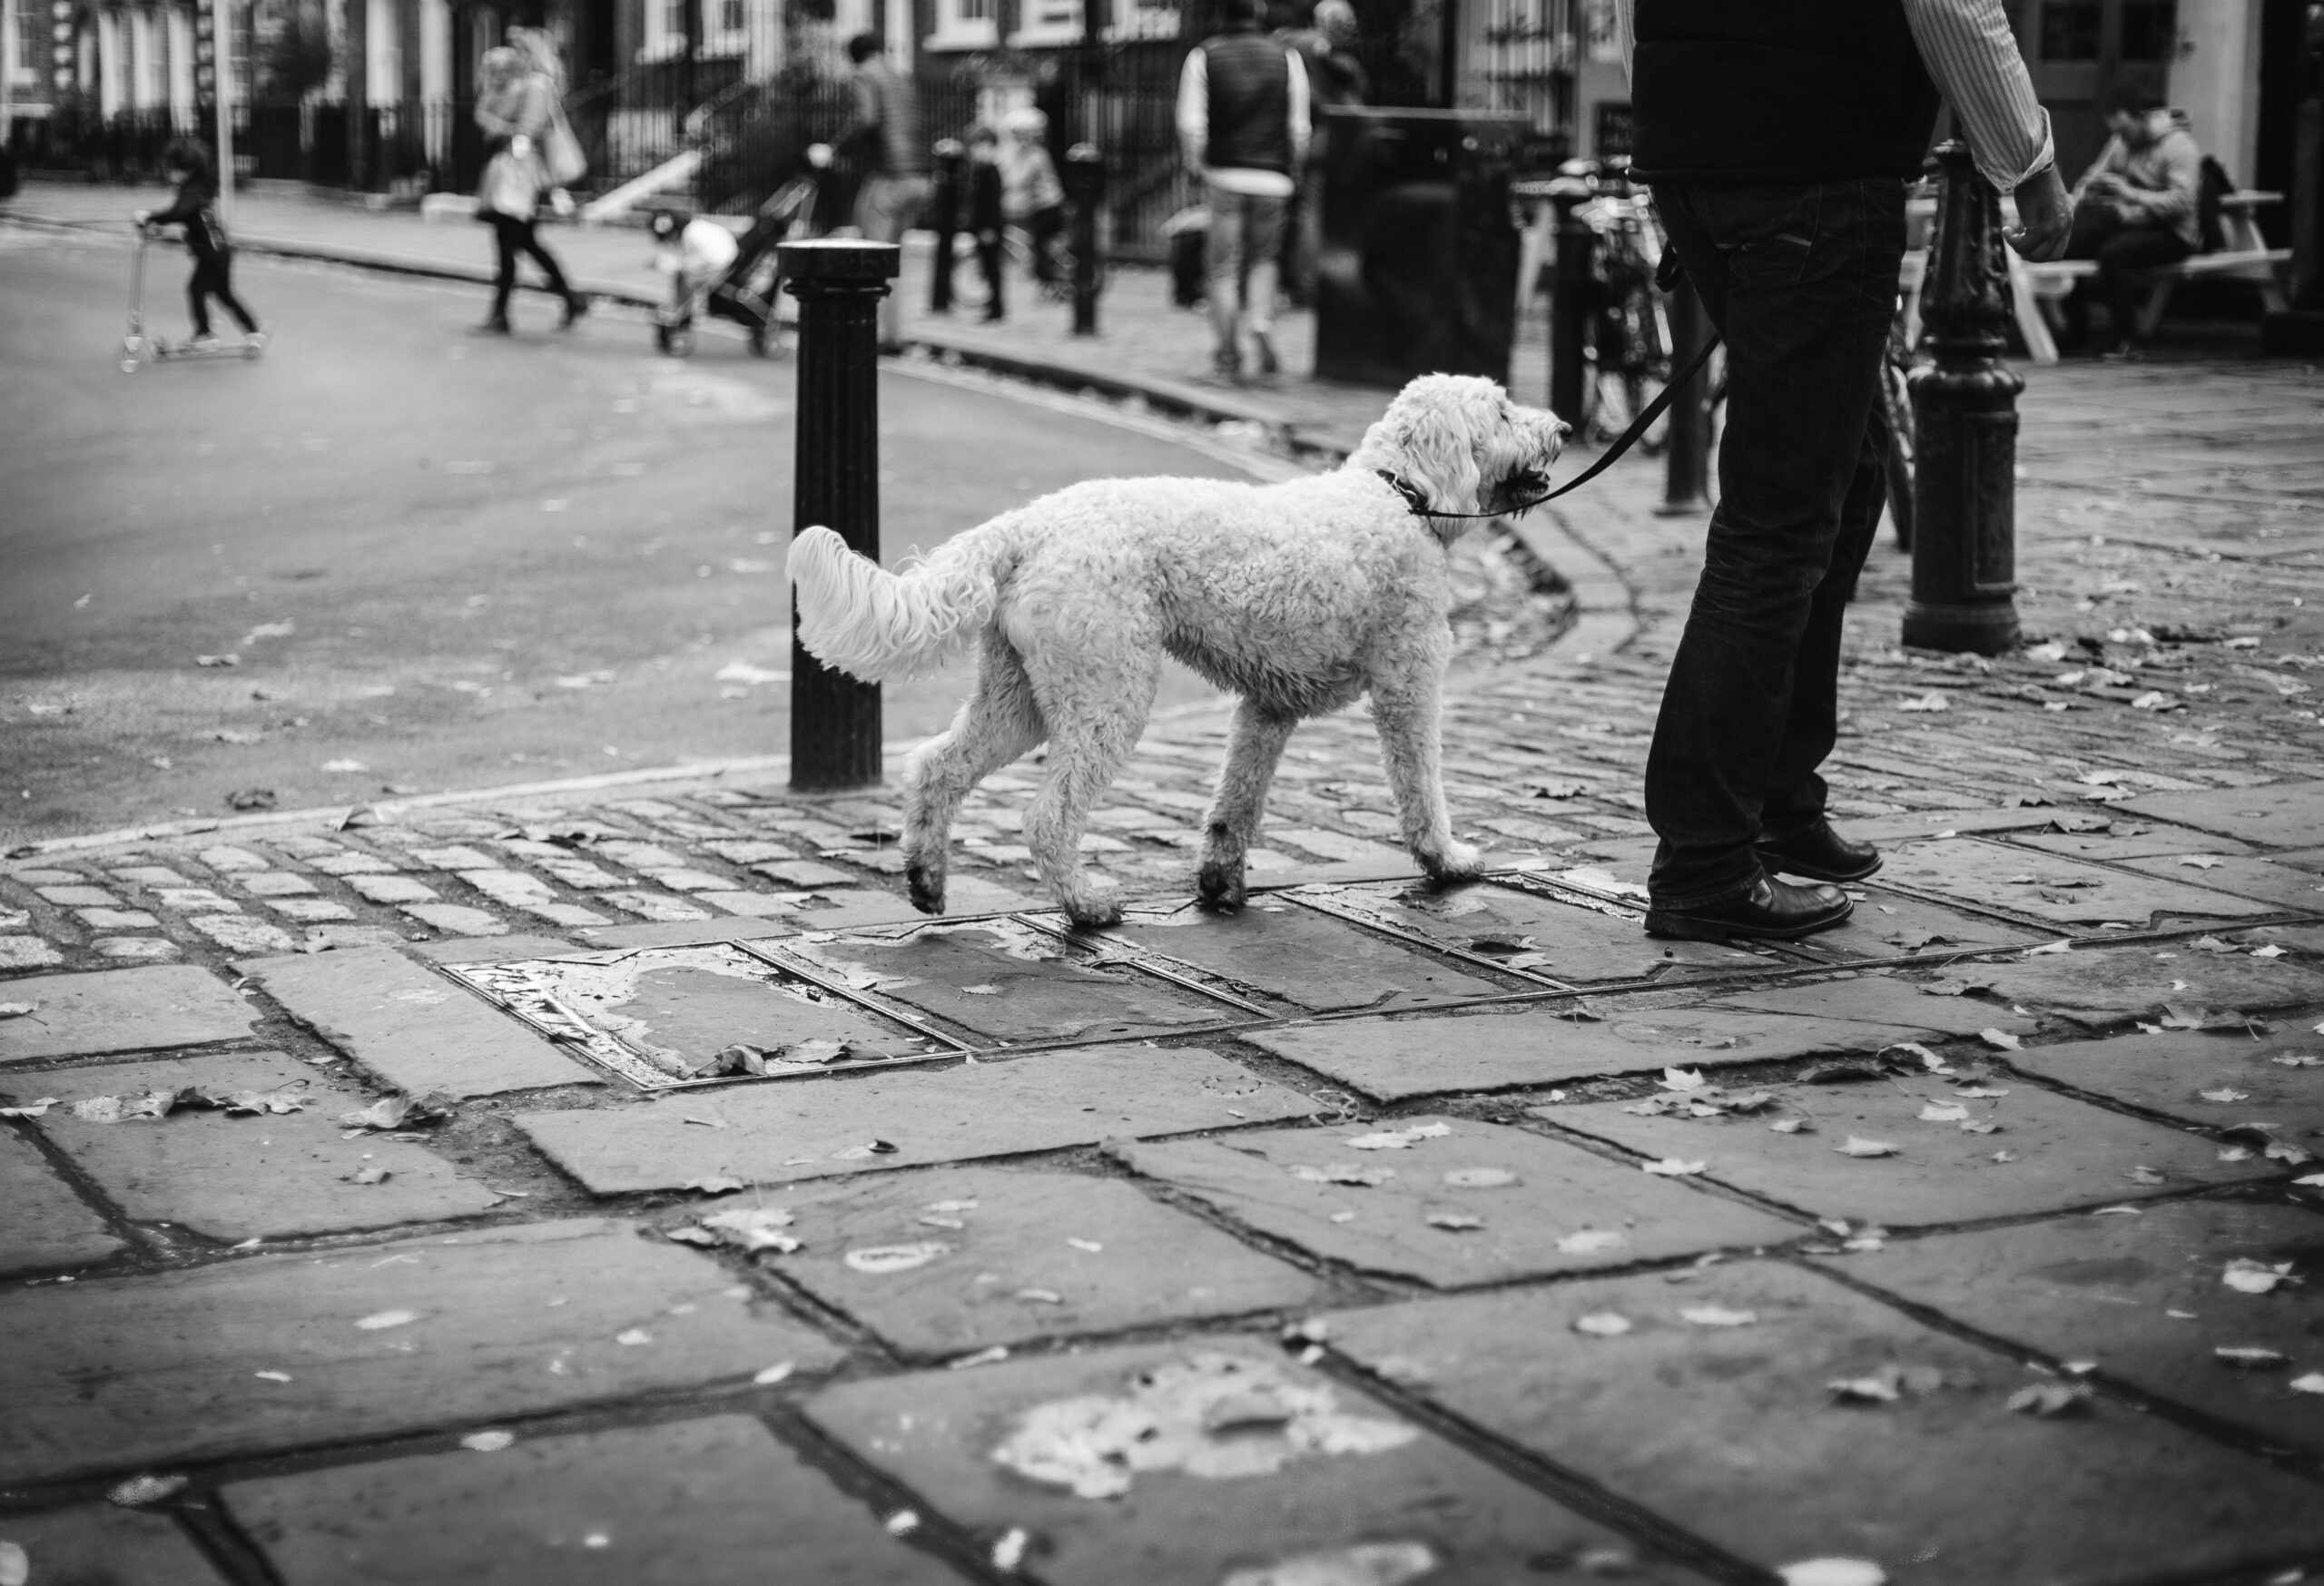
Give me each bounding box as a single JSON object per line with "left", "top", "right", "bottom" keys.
{"left": 545, "top": 100, "right": 588, "bottom": 188}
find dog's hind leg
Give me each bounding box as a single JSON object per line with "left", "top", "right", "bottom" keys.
{"left": 1197, "top": 699, "right": 1298, "bottom": 911}
{"left": 902, "top": 634, "right": 1046, "bottom": 915}
{"left": 1370, "top": 668, "right": 1484, "bottom": 884}
{"left": 1021, "top": 649, "right": 1159, "bottom": 930}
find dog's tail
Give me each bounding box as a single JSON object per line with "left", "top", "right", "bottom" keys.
{"left": 787, "top": 523, "right": 1009, "bottom": 683}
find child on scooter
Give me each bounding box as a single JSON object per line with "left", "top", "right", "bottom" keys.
{"left": 134, "top": 138, "right": 264, "bottom": 350}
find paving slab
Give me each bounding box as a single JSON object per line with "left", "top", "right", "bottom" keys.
{"left": 1971, "top": 944, "right": 2324, "bottom": 1027}
{"left": 1700, "top": 971, "right": 2039, "bottom": 1037}
{"left": 19, "top": 1051, "right": 503, "bottom": 1241}
{"left": 786, "top": 921, "right": 1245, "bottom": 1041}
{"left": 242, "top": 947, "right": 592, "bottom": 1097}
{"left": 0, "top": 1504, "right": 231, "bottom": 1585}
{"left": 1295, "top": 879, "right": 1765, "bottom": 982}
{"left": 806, "top": 1339, "right": 1704, "bottom": 1586}
{"left": 567, "top": 917, "right": 795, "bottom": 951}
{"left": 1111, "top": 1115, "right": 1800, "bottom": 1287}
{"left": 1848, "top": 808, "right": 2067, "bottom": 842}
{"left": 2118, "top": 853, "right": 2324, "bottom": 912}
{"left": 1542, "top": 1073, "right": 2273, "bottom": 1226}
{"left": 2002, "top": 1025, "right": 2324, "bottom": 1150}
{"left": 2117, "top": 781, "right": 2324, "bottom": 847}
{"left": 517, "top": 1046, "right": 1315, "bottom": 1194}
{"left": 0, "top": 1126, "right": 126, "bottom": 1275}
{"left": 1102, "top": 899, "right": 1508, "bottom": 1010}
{"left": 1246, "top": 1004, "right": 1937, "bottom": 1101}
{"left": 0, "top": 964, "right": 258, "bottom": 1064}
{"left": 2005, "top": 826, "right": 2259, "bottom": 862}
{"left": 1876, "top": 838, "right": 2276, "bottom": 926}
{"left": 750, "top": 1165, "right": 1322, "bottom": 1358}
{"left": 1824, "top": 1199, "right": 2324, "bottom": 1454}
{"left": 1324, "top": 1260, "right": 2324, "bottom": 1584}
{"left": 0, "top": 1217, "right": 839, "bottom": 1483}
{"left": 1787, "top": 885, "right": 2053, "bottom": 962}
{"left": 222, "top": 1414, "right": 958, "bottom": 1586}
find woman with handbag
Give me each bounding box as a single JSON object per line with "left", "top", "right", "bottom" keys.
{"left": 474, "top": 36, "right": 588, "bottom": 333}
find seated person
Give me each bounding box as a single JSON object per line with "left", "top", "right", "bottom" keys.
{"left": 2062, "top": 89, "right": 2202, "bottom": 357}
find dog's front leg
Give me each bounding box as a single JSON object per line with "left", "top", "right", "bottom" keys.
{"left": 1370, "top": 668, "right": 1483, "bottom": 883}
{"left": 1198, "top": 699, "right": 1299, "bottom": 911}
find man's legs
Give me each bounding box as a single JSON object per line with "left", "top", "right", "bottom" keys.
{"left": 1643, "top": 179, "right": 1905, "bottom": 909}
{"left": 2095, "top": 224, "right": 2193, "bottom": 349}
{"left": 1205, "top": 186, "right": 1249, "bottom": 376}
{"left": 855, "top": 173, "right": 931, "bottom": 348}
{"left": 1243, "top": 192, "right": 1287, "bottom": 374}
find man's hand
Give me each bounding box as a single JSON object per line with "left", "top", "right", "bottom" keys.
{"left": 2007, "top": 163, "right": 2072, "bottom": 261}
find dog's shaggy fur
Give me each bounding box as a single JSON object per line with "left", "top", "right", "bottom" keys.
{"left": 787, "top": 373, "right": 1569, "bottom": 927}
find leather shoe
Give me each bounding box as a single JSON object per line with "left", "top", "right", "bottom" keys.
{"left": 1645, "top": 875, "right": 1854, "bottom": 942}
{"left": 1755, "top": 821, "right": 1881, "bottom": 883}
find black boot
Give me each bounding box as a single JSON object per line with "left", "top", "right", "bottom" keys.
{"left": 1754, "top": 820, "right": 1882, "bottom": 883}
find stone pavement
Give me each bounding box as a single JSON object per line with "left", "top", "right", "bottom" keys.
{"left": 9, "top": 182, "right": 2324, "bottom": 1579}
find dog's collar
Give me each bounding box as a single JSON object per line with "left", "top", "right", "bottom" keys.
{"left": 1374, "top": 468, "right": 1551, "bottom": 520}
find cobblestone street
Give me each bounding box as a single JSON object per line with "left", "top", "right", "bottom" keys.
{"left": 7, "top": 184, "right": 2324, "bottom": 1582}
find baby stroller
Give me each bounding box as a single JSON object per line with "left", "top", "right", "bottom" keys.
{"left": 653, "top": 174, "right": 818, "bottom": 358}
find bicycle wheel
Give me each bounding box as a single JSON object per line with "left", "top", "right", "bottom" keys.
{"left": 1880, "top": 353, "right": 1916, "bottom": 553}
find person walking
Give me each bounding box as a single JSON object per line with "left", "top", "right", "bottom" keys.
{"left": 1177, "top": 0, "right": 1309, "bottom": 382}
{"left": 473, "top": 40, "right": 586, "bottom": 334}
{"left": 2061, "top": 89, "right": 2204, "bottom": 357}
{"left": 1619, "top": 0, "right": 2071, "bottom": 941}
{"left": 965, "top": 124, "right": 1009, "bottom": 322}
{"left": 134, "top": 137, "right": 263, "bottom": 350}
{"left": 998, "top": 106, "right": 1067, "bottom": 294}
{"left": 840, "top": 32, "right": 931, "bottom": 352}
{"left": 1279, "top": 0, "right": 1365, "bottom": 305}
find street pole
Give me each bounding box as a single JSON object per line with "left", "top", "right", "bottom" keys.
{"left": 1547, "top": 173, "right": 1592, "bottom": 427}
{"left": 1902, "top": 140, "right": 2020, "bottom": 655}
{"left": 212, "top": 0, "right": 234, "bottom": 224}
{"left": 1655, "top": 277, "right": 1711, "bottom": 517}
{"left": 780, "top": 239, "right": 899, "bottom": 792}
{"left": 1066, "top": 140, "right": 1101, "bottom": 336}
{"left": 927, "top": 137, "right": 962, "bottom": 315}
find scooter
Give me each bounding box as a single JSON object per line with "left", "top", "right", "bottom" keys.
{"left": 121, "top": 223, "right": 266, "bottom": 372}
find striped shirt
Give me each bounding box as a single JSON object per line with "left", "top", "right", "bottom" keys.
{"left": 1614, "top": 0, "right": 2054, "bottom": 192}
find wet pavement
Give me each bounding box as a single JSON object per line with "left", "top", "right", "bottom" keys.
{"left": 5, "top": 182, "right": 2324, "bottom": 1585}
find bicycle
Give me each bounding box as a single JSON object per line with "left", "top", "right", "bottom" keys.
{"left": 1554, "top": 159, "right": 1676, "bottom": 452}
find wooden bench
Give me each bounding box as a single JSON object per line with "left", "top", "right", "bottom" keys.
{"left": 1905, "top": 192, "right": 2290, "bottom": 364}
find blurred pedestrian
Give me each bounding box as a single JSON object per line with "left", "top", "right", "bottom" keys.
{"left": 473, "top": 41, "right": 586, "bottom": 334}
{"left": 2060, "top": 89, "right": 2202, "bottom": 358}
{"left": 966, "top": 124, "right": 1009, "bottom": 322}
{"left": 840, "top": 32, "right": 931, "bottom": 351}
{"left": 999, "top": 106, "right": 1066, "bottom": 293}
{"left": 1279, "top": 0, "right": 1365, "bottom": 305}
{"left": 1177, "top": 0, "right": 1309, "bottom": 382}
{"left": 134, "top": 137, "right": 263, "bottom": 350}
{"left": 1620, "top": 0, "right": 2069, "bottom": 942}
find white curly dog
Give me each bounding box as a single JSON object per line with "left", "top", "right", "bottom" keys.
{"left": 787, "top": 373, "right": 1570, "bottom": 928}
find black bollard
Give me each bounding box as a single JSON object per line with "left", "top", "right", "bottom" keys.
{"left": 781, "top": 239, "right": 900, "bottom": 792}
{"left": 1902, "top": 141, "right": 2021, "bottom": 655}
{"left": 928, "top": 138, "right": 964, "bottom": 316}
{"left": 1066, "top": 142, "right": 1103, "bottom": 337}
{"left": 2261, "top": 10, "right": 2324, "bottom": 355}
{"left": 1655, "top": 277, "right": 1713, "bottom": 517}
{"left": 1548, "top": 176, "right": 1594, "bottom": 428}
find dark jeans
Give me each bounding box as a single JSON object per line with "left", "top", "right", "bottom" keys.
{"left": 2062, "top": 203, "right": 2194, "bottom": 349}
{"left": 187, "top": 251, "right": 257, "bottom": 337}
{"left": 488, "top": 214, "right": 572, "bottom": 320}
{"left": 1643, "top": 179, "right": 1906, "bottom": 906}
{"left": 973, "top": 227, "right": 1006, "bottom": 319}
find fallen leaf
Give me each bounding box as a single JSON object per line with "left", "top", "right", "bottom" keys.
{"left": 2200, "top": 1088, "right": 2251, "bottom": 1104}
{"left": 1777, "top": 1560, "right": 1886, "bottom": 1586}
{"left": 1442, "top": 1167, "right": 1518, "bottom": 1189}
{"left": 2007, "top": 1383, "right": 2092, "bottom": 1416}
{"left": 753, "top": 1361, "right": 796, "bottom": 1385}
{"left": 1918, "top": 1102, "right": 1970, "bottom": 1123}
{"left": 615, "top": 1328, "right": 653, "bottom": 1345}
{"left": 682, "top": 1173, "right": 747, "bottom": 1196}
{"left": 1978, "top": 1028, "right": 2023, "bottom": 1051}
{"left": 1555, "top": 1230, "right": 1628, "bottom": 1255}
{"left": 1572, "top": 1311, "right": 1632, "bottom": 1337}
{"left": 461, "top": 1430, "right": 517, "bottom": 1452}
{"left": 2290, "top": 1372, "right": 2324, "bottom": 1394}
{"left": 1289, "top": 1163, "right": 1396, "bottom": 1187}
{"left": 1827, "top": 1373, "right": 1902, "bottom": 1404}
{"left": 1679, "top": 1305, "right": 1758, "bottom": 1327}
{"left": 1346, "top": 1122, "right": 1452, "bottom": 1150}
{"left": 1641, "top": 1157, "right": 1706, "bottom": 1177}
{"left": 844, "top": 1242, "right": 950, "bottom": 1275}
{"left": 1768, "top": 1117, "right": 1809, "bottom": 1134}
{"left": 2221, "top": 1258, "right": 2293, "bottom": 1295}
{"left": 947, "top": 1345, "right": 1010, "bottom": 1370}
{"left": 0, "top": 1001, "right": 34, "bottom": 1019}
{"left": 1899, "top": 692, "right": 1950, "bottom": 712}
{"left": 0, "top": 1098, "right": 57, "bottom": 1118}
{"left": 700, "top": 1207, "right": 802, "bottom": 1254}
{"left": 2128, "top": 1167, "right": 2168, "bottom": 1185}
{"left": 1066, "top": 1237, "right": 1104, "bottom": 1253}
{"left": 1659, "top": 1067, "right": 1709, "bottom": 1092}
{"left": 1425, "top": 1211, "right": 1485, "bottom": 1232}
{"left": 354, "top": 1309, "right": 421, "bottom": 1331}
{"left": 106, "top": 1473, "right": 188, "bottom": 1507}
{"left": 341, "top": 1165, "right": 390, "bottom": 1185}
{"left": 1833, "top": 1137, "right": 1898, "bottom": 1158}
{"left": 2178, "top": 855, "right": 2223, "bottom": 870}
{"left": 2215, "top": 1345, "right": 2289, "bottom": 1370}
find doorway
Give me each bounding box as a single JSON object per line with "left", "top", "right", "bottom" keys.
{"left": 2015, "top": 0, "right": 2178, "bottom": 180}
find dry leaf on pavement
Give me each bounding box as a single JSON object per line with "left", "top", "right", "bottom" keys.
{"left": 1833, "top": 1137, "right": 1898, "bottom": 1158}
{"left": 2007, "top": 1383, "right": 2092, "bottom": 1416}
{"left": 2214, "top": 1345, "right": 2289, "bottom": 1370}
{"left": 2221, "top": 1259, "right": 2292, "bottom": 1295}
{"left": 1572, "top": 1311, "right": 1632, "bottom": 1337}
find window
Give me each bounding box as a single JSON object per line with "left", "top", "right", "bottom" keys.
{"left": 1009, "top": 0, "right": 1081, "bottom": 48}
{"left": 1103, "top": 0, "right": 1176, "bottom": 43}
{"left": 925, "top": 0, "right": 996, "bottom": 53}
{"left": 2037, "top": 0, "right": 2100, "bottom": 62}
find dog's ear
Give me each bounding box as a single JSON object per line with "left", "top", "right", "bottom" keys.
{"left": 1388, "top": 381, "right": 1485, "bottom": 516}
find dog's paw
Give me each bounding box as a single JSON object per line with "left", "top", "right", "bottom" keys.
{"left": 1062, "top": 893, "right": 1124, "bottom": 930}
{"left": 1196, "top": 858, "right": 1248, "bottom": 911}
{"left": 905, "top": 858, "right": 947, "bottom": 916}
{"left": 1420, "top": 840, "right": 1487, "bottom": 882}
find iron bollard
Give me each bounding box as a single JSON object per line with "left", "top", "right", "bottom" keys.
{"left": 1548, "top": 177, "right": 1594, "bottom": 427}
{"left": 780, "top": 239, "right": 901, "bottom": 792}
{"left": 1065, "top": 141, "right": 1103, "bottom": 337}
{"left": 2260, "top": 8, "right": 2324, "bottom": 354}
{"left": 928, "top": 138, "right": 964, "bottom": 315}
{"left": 1902, "top": 141, "right": 2021, "bottom": 655}
{"left": 1656, "top": 277, "right": 1713, "bottom": 517}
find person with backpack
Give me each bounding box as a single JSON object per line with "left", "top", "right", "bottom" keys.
{"left": 2062, "top": 89, "right": 2204, "bottom": 357}
{"left": 134, "top": 137, "right": 264, "bottom": 350}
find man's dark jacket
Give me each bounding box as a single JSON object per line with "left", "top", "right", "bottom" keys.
{"left": 1631, "top": 0, "right": 1942, "bottom": 184}
{"left": 1200, "top": 25, "right": 1294, "bottom": 175}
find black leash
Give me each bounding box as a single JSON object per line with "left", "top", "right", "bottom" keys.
{"left": 1379, "top": 324, "right": 1723, "bottom": 519}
